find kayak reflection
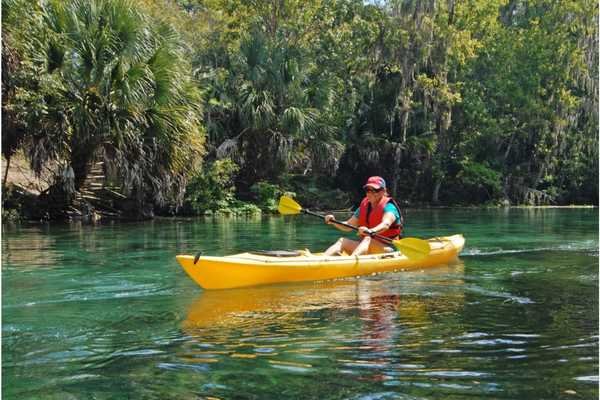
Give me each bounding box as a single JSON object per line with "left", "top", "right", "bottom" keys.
{"left": 182, "top": 263, "right": 465, "bottom": 334}
{"left": 182, "top": 280, "right": 359, "bottom": 331}
{"left": 179, "top": 265, "right": 465, "bottom": 372}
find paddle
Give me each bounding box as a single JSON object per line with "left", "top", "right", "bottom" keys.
{"left": 278, "top": 195, "right": 430, "bottom": 260}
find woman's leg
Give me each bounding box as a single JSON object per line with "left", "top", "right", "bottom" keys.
{"left": 324, "top": 238, "right": 345, "bottom": 256}
{"left": 325, "top": 237, "right": 359, "bottom": 256}
{"left": 326, "top": 237, "right": 393, "bottom": 256}
{"left": 369, "top": 239, "right": 392, "bottom": 254}
{"left": 351, "top": 236, "right": 372, "bottom": 256}
{"left": 352, "top": 237, "right": 392, "bottom": 256}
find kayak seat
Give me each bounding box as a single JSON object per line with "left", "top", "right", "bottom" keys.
{"left": 249, "top": 250, "right": 302, "bottom": 257}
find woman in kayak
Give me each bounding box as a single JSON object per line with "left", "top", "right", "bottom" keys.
{"left": 323, "top": 176, "right": 403, "bottom": 256}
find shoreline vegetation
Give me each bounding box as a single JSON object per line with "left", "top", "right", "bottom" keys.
{"left": 2, "top": 153, "right": 595, "bottom": 225}
{"left": 2, "top": 0, "right": 598, "bottom": 223}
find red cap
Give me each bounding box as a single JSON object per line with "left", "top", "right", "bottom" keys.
{"left": 363, "top": 176, "right": 386, "bottom": 190}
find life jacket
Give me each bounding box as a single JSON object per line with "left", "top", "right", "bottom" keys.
{"left": 357, "top": 196, "right": 403, "bottom": 239}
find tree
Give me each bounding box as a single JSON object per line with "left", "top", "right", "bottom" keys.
{"left": 4, "top": 0, "right": 205, "bottom": 214}
{"left": 1, "top": 0, "right": 41, "bottom": 189}
{"left": 191, "top": 1, "right": 354, "bottom": 194}
{"left": 454, "top": 0, "right": 598, "bottom": 204}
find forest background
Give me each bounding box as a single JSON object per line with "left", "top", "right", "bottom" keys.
{"left": 2, "top": 0, "right": 598, "bottom": 221}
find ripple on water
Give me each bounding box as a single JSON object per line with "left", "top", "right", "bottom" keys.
{"left": 351, "top": 391, "right": 422, "bottom": 400}
{"left": 465, "top": 285, "right": 535, "bottom": 304}
{"left": 157, "top": 362, "right": 210, "bottom": 372}
{"left": 461, "top": 338, "right": 527, "bottom": 346}
{"left": 268, "top": 360, "right": 313, "bottom": 373}
{"left": 574, "top": 376, "right": 599, "bottom": 383}
{"left": 464, "top": 240, "right": 599, "bottom": 257}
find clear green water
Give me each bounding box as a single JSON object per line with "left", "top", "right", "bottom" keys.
{"left": 2, "top": 208, "right": 598, "bottom": 399}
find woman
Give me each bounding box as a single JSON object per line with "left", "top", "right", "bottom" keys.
{"left": 324, "top": 176, "right": 403, "bottom": 256}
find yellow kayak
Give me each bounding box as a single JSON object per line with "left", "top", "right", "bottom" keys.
{"left": 176, "top": 234, "right": 465, "bottom": 290}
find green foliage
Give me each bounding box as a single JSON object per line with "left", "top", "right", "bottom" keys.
{"left": 184, "top": 158, "right": 239, "bottom": 214}
{"left": 224, "top": 200, "right": 262, "bottom": 216}
{"left": 190, "top": 2, "right": 364, "bottom": 193}
{"left": 1, "top": 185, "right": 24, "bottom": 222}
{"left": 1, "top": 0, "right": 36, "bottom": 168}
{"left": 457, "top": 160, "right": 503, "bottom": 201}
{"left": 250, "top": 181, "right": 282, "bottom": 212}
{"left": 453, "top": 0, "right": 598, "bottom": 205}
{"left": 3, "top": 0, "right": 205, "bottom": 215}
{"left": 3, "top": 0, "right": 598, "bottom": 219}
{"left": 1, "top": 184, "right": 41, "bottom": 221}
{"left": 281, "top": 174, "right": 351, "bottom": 210}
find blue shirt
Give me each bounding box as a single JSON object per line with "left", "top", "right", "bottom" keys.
{"left": 353, "top": 203, "right": 401, "bottom": 225}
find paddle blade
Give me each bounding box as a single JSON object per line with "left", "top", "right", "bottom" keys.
{"left": 392, "top": 237, "right": 431, "bottom": 260}
{"left": 278, "top": 196, "right": 303, "bottom": 215}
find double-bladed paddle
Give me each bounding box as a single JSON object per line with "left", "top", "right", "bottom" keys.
{"left": 278, "top": 195, "right": 430, "bottom": 260}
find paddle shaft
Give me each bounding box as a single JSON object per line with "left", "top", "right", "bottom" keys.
{"left": 301, "top": 209, "right": 394, "bottom": 245}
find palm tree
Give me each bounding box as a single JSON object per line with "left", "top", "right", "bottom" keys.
{"left": 213, "top": 26, "right": 345, "bottom": 192}
{"left": 9, "top": 0, "right": 205, "bottom": 213}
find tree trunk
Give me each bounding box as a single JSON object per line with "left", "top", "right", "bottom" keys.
{"left": 71, "top": 147, "right": 95, "bottom": 191}
{"left": 391, "top": 176, "right": 398, "bottom": 199}
{"left": 432, "top": 179, "right": 442, "bottom": 204}
{"left": 2, "top": 155, "right": 10, "bottom": 190}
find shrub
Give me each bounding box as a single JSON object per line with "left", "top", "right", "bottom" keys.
{"left": 456, "top": 160, "right": 502, "bottom": 202}
{"left": 250, "top": 181, "right": 282, "bottom": 212}
{"left": 184, "top": 158, "right": 239, "bottom": 214}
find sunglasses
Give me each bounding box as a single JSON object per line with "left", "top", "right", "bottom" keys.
{"left": 365, "top": 188, "right": 382, "bottom": 193}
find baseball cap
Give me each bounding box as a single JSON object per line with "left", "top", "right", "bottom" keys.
{"left": 363, "top": 176, "right": 386, "bottom": 190}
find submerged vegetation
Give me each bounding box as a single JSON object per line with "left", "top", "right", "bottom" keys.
{"left": 2, "top": 0, "right": 598, "bottom": 220}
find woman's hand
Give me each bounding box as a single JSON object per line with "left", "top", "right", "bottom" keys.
{"left": 358, "top": 226, "right": 373, "bottom": 237}
{"left": 324, "top": 214, "right": 336, "bottom": 224}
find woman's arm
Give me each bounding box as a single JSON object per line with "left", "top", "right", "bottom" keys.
{"left": 357, "top": 212, "right": 396, "bottom": 236}
{"left": 324, "top": 214, "right": 359, "bottom": 232}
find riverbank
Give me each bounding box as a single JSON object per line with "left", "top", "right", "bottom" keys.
{"left": 2, "top": 153, "right": 596, "bottom": 224}
{"left": 3, "top": 191, "right": 596, "bottom": 226}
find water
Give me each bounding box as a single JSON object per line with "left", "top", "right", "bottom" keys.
{"left": 2, "top": 208, "right": 598, "bottom": 399}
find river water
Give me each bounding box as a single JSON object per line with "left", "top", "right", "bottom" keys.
{"left": 2, "top": 208, "right": 598, "bottom": 399}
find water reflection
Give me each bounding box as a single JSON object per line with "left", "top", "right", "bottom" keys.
{"left": 1, "top": 226, "right": 61, "bottom": 269}
{"left": 181, "top": 266, "right": 467, "bottom": 367}
{"left": 172, "top": 266, "right": 485, "bottom": 399}
{"left": 183, "top": 265, "right": 467, "bottom": 329}
{"left": 182, "top": 280, "right": 361, "bottom": 330}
